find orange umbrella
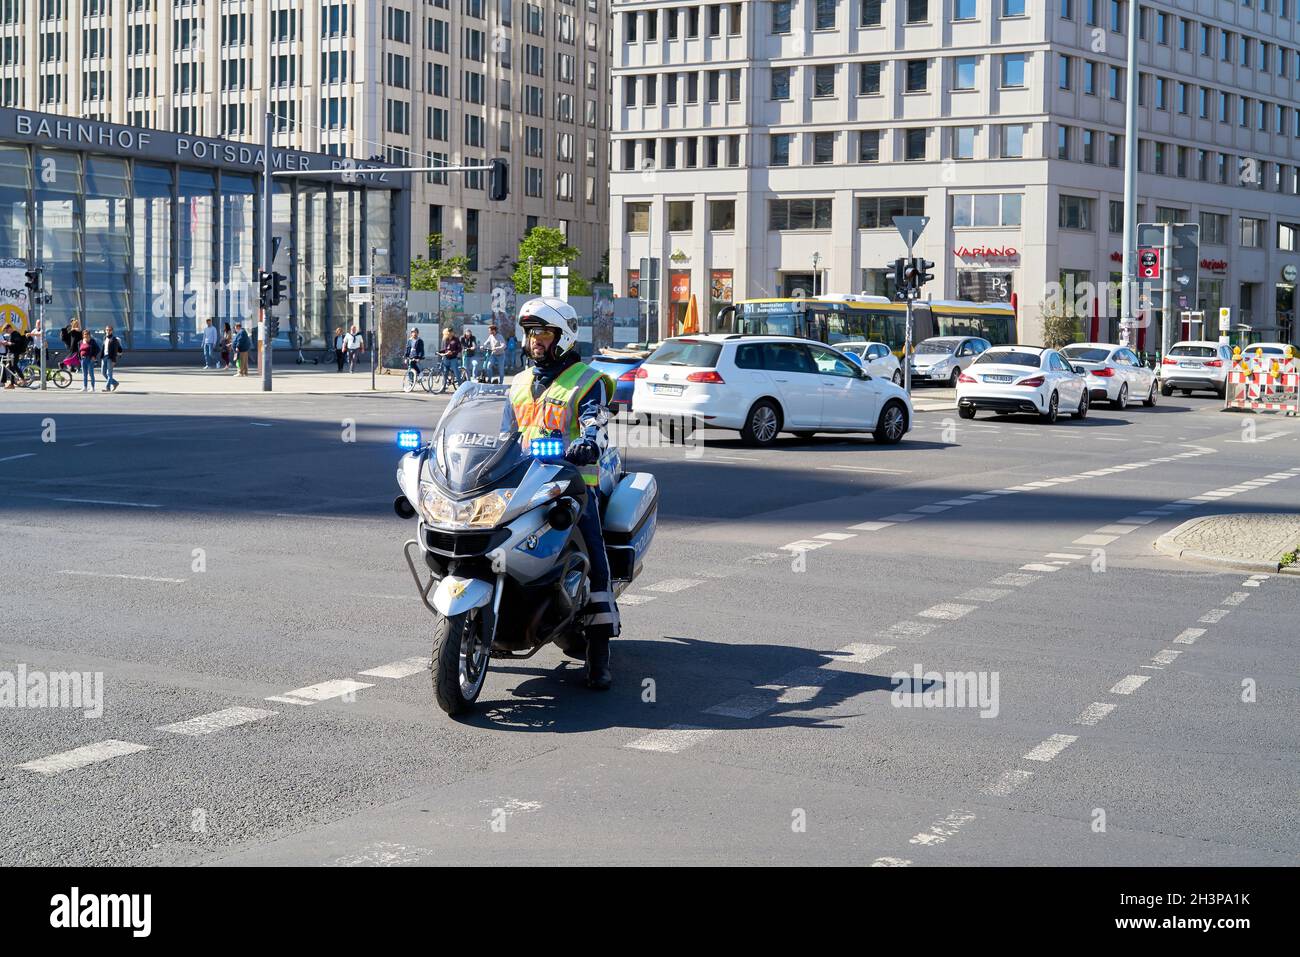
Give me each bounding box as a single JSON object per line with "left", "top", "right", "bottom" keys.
{"left": 681, "top": 293, "right": 700, "bottom": 335}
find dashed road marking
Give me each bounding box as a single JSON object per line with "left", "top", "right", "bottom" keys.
{"left": 983, "top": 769, "right": 1034, "bottom": 796}
{"left": 1110, "top": 674, "right": 1151, "bottom": 695}
{"left": 58, "top": 570, "right": 187, "bottom": 583}
{"left": 618, "top": 594, "right": 657, "bottom": 605}
{"left": 643, "top": 578, "right": 706, "bottom": 593}
{"left": 911, "top": 504, "right": 952, "bottom": 514}
{"left": 814, "top": 531, "right": 856, "bottom": 541}
{"left": 847, "top": 521, "right": 895, "bottom": 532}
{"left": 0, "top": 453, "right": 36, "bottom": 463}
{"left": 1073, "top": 534, "right": 1118, "bottom": 546}
{"left": 1023, "top": 734, "right": 1078, "bottom": 762}
{"left": 989, "top": 573, "right": 1039, "bottom": 587}
{"left": 1019, "top": 563, "right": 1061, "bottom": 573}
{"left": 1151, "top": 649, "right": 1182, "bottom": 666}
{"left": 871, "top": 856, "right": 913, "bottom": 867}
{"left": 825, "top": 643, "right": 894, "bottom": 664}
{"left": 1221, "top": 592, "right": 1250, "bottom": 606}
{"left": 1199, "top": 608, "right": 1230, "bottom": 624}
{"left": 1173, "top": 628, "right": 1206, "bottom": 645}
{"left": 156, "top": 706, "right": 277, "bottom": 736}
{"left": 266, "top": 679, "right": 374, "bottom": 705}
{"left": 1074, "top": 702, "right": 1117, "bottom": 726}
{"left": 917, "top": 603, "right": 977, "bottom": 621}
{"left": 17, "top": 740, "right": 151, "bottom": 776}
{"left": 880, "top": 513, "right": 924, "bottom": 523}
{"left": 53, "top": 497, "right": 161, "bottom": 508}
{"left": 359, "top": 657, "right": 431, "bottom": 679}
{"left": 1116, "top": 516, "right": 1157, "bottom": 525}
{"left": 957, "top": 587, "right": 1012, "bottom": 603}
{"left": 780, "top": 540, "right": 832, "bottom": 553}
{"left": 1045, "top": 552, "right": 1086, "bottom": 560}
{"left": 909, "top": 810, "right": 977, "bottom": 846}
{"left": 877, "top": 620, "right": 941, "bottom": 639}
{"left": 1095, "top": 524, "right": 1140, "bottom": 535}
{"left": 625, "top": 725, "right": 717, "bottom": 754}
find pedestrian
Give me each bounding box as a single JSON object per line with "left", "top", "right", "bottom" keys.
{"left": 345, "top": 325, "right": 364, "bottom": 372}
{"left": 201, "top": 318, "right": 218, "bottom": 369}
{"left": 0, "top": 323, "right": 14, "bottom": 389}
{"left": 484, "top": 323, "right": 506, "bottom": 383}
{"left": 219, "top": 322, "right": 232, "bottom": 369}
{"left": 438, "top": 327, "right": 462, "bottom": 387}
{"left": 460, "top": 325, "right": 479, "bottom": 380}
{"left": 59, "top": 318, "right": 81, "bottom": 360}
{"left": 232, "top": 322, "right": 251, "bottom": 376}
{"left": 101, "top": 325, "right": 122, "bottom": 392}
{"left": 333, "top": 326, "right": 346, "bottom": 372}
{"left": 505, "top": 332, "right": 518, "bottom": 373}
{"left": 78, "top": 329, "right": 100, "bottom": 391}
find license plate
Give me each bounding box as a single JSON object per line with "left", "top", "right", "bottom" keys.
{"left": 984, "top": 375, "right": 1014, "bottom": 383}
{"left": 653, "top": 384, "right": 684, "bottom": 396}
{"left": 1179, "top": 362, "right": 1200, "bottom": 369}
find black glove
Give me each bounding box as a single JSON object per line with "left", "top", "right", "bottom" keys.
{"left": 563, "top": 438, "right": 599, "bottom": 466}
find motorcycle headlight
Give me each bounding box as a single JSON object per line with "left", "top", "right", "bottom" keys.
{"left": 418, "top": 484, "right": 513, "bottom": 529}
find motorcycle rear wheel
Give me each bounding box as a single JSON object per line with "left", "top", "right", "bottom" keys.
{"left": 431, "top": 609, "right": 490, "bottom": 716}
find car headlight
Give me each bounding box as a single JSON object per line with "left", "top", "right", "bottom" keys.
{"left": 418, "top": 483, "right": 513, "bottom": 529}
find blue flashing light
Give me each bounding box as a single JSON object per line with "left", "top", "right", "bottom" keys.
{"left": 529, "top": 437, "right": 566, "bottom": 458}
{"left": 397, "top": 430, "right": 423, "bottom": 450}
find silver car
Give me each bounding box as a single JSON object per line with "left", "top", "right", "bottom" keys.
{"left": 1061, "top": 343, "right": 1158, "bottom": 408}
{"left": 909, "top": 336, "right": 991, "bottom": 387}
{"left": 1159, "top": 341, "right": 1232, "bottom": 397}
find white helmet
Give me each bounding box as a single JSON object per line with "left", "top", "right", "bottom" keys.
{"left": 518, "top": 297, "right": 579, "bottom": 358}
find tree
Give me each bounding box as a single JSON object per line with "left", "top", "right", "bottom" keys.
{"left": 512, "top": 226, "right": 590, "bottom": 297}
{"left": 1039, "top": 298, "right": 1080, "bottom": 349}
{"left": 409, "top": 233, "right": 477, "bottom": 292}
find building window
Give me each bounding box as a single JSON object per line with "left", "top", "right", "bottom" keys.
{"left": 952, "top": 193, "right": 1022, "bottom": 227}
{"left": 626, "top": 202, "right": 651, "bottom": 232}
{"left": 857, "top": 130, "right": 881, "bottom": 163}
{"left": 904, "top": 128, "right": 927, "bottom": 161}
{"left": 905, "top": 0, "right": 928, "bottom": 24}
{"left": 770, "top": 0, "right": 791, "bottom": 33}
{"left": 710, "top": 199, "right": 736, "bottom": 230}
{"left": 1059, "top": 195, "right": 1094, "bottom": 230}
{"left": 1081, "top": 129, "right": 1096, "bottom": 163}
{"left": 814, "top": 0, "right": 836, "bottom": 29}
{"left": 1057, "top": 125, "right": 1071, "bottom": 160}
{"left": 951, "top": 126, "right": 977, "bottom": 160}
{"left": 771, "top": 66, "right": 791, "bottom": 100}
{"left": 1001, "top": 53, "right": 1026, "bottom": 88}
{"left": 1001, "top": 124, "right": 1026, "bottom": 158}
{"left": 858, "top": 62, "right": 882, "bottom": 95}
{"left": 1278, "top": 222, "right": 1298, "bottom": 252}
{"left": 954, "top": 0, "right": 977, "bottom": 20}
{"left": 860, "top": 1, "right": 882, "bottom": 26}
{"left": 770, "top": 133, "right": 791, "bottom": 166}
{"left": 1240, "top": 217, "right": 1264, "bottom": 248}
{"left": 770, "top": 198, "right": 833, "bottom": 230}
{"left": 813, "top": 131, "right": 835, "bottom": 164}
{"left": 1200, "top": 211, "right": 1227, "bottom": 245}
{"left": 857, "top": 195, "right": 925, "bottom": 229}
{"left": 905, "top": 59, "right": 929, "bottom": 93}
{"left": 668, "top": 200, "right": 693, "bottom": 231}
{"left": 954, "top": 56, "right": 978, "bottom": 91}
{"left": 813, "top": 64, "right": 835, "bottom": 98}
{"left": 1003, "top": 0, "right": 1025, "bottom": 16}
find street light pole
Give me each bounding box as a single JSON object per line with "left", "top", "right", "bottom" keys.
{"left": 811, "top": 252, "right": 821, "bottom": 297}
{"left": 527, "top": 255, "right": 534, "bottom": 295}
{"left": 259, "top": 1, "right": 273, "bottom": 392}
{"left": 1119, "top": 0, "right": 1140, "bottom": 348}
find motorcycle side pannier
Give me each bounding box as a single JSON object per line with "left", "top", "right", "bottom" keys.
{"left": 603, "top": 472, "right": 658, "bottom": 582}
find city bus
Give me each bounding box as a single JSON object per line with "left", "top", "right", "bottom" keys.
{"left": 716, "top": 295, "right": 1018, "bottom": 355}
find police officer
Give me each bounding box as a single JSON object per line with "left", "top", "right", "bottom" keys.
{"left": 510, "top": 297, "right": 619, "bottom": 689}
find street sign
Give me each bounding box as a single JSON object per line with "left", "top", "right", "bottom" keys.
{"left": 1138, "top": 247, "right": 1161, "bottom": 280}
{"left": 373, "top": 275, "right": 402, "bottom": 291}
{"left": 893, "top": 215, "right": 930, "bottom": 249}
{"left": 348, "top": 293, "right": 371, "bottom": 304}
{"left": 349, "top": 275, "right": 371, "bottom": 287}
{"left": 1219, "top": 307, "right": 1232, "bottom": 332}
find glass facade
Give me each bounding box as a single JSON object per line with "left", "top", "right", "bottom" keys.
{"left": 0, "top": 136, "right": 402, "bottom": 351}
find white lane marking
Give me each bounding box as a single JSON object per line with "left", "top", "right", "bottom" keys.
{"left": 249, "top": 422, "right": 274, "bottom": 427}
{"left": 1116, "top": 516, "right": 1157, "bottom": 525}
{"left": 1094, "top": 437, "right": 1127, "bottom": 442}
{"left": 847, "top": 521, "right": 895, "bottom": 531}
{"left": 911, "top": 504, "right": 951, "bottom": 514}
{"left": 983, "top": 769, "right": 1034, "bottom": 796}
{"left": 17, "top": 740, "right": 151, "bottom": 776}
{"left": 1073, "top": 534, "right": 1118, "bottom": 546}
{"left": 705, "top": 667, "right": 832, "bottom": 719}
{"left": 0, "top": 453, "right": 36, "bottom": 463}
{"left": 156, "top": 706, "right": 277, "bottom": 736}
{"left": 957, "top": 587, "right": 1012, "bottom": 603}
{"left": 1024, "top": 734, "right": 1078, "bottom": 762}
{"left": 643, "top": 578, "right": 705, "bottom": 593}
{"left": 877, "top": 620, "right": 940, "bottom": 639}
{"left": 267, "top": 679, "right": 373, "bottom": 705}
{"left": 58, "top": 570, "right": 186, "bottom": 583}
{"left": 780, "top": 540, "right": 832, "bottom": 553}
{"left": 880, "top": 513, "right": 924, "bottom": 523}
{"left": 871, "top": 857, "right": 913, "bottom": 867}
{"left": 1110, "top": 674, "right": 1151, "bottom": 695}
{"left": 1019, "top": 563, "right": 1061, "bottom": 573}
{"left": 53, "top": 497, "right": 161, "bottom": 508}
{"left": 989, "top": 573, "right": 1039, "bottom": 587}
{"left": 962, "top": 493, "right": 997, "bottom": 500}
{"left": 1151, "top": 649, "right": 1182, "bottom": 666}
{"left": 1199, "top": 608, "right": 1230, "bottom": 624}
{"left": 1045, "top": 552, "right": 1086, "bottom": 560}
{"left": 347, "top": 592, "right": 418, "bottom": 601}
{"left": 1173, "top": 628, "right": 1206, "bottom": 645}
{"left": 1074, "top": 702, "right": 1117, "bottom": 726}
{"left": 359, "top": 657, "right": 431, "bottom": 679}
{"left": 814, "top": 531, "right": 856, "bottom": 541}
{"left": 825, "top": 643, "right": 894, "bottom": 664}
{"left": 909, "top": 810, "right": 977, "bottom": 846}
{"left": 274, "top": 513, "right": 386, "bottom": 523}
{"left": 1249, "top": 574, "right": 1272, "bottom": 580}
{"left": 625, "top": 725, "right": 717, "bottom": 754}
{"left": 1242, "top": 581, "right": 1261, "bottom": 588}
{"left": 817, "top": 464, "right": 912, "bottom": 474}
{"left": 1221, "top": 592, "right": 1251, "bottom": 606}
{"left": 74, "top": 442, "right": 96, "bottom": 447}
{"left": 938, "top": 499, "right": 976, "bottom": 506}
{"left": 265, "top": 695, "right": 312, "bottom": 705}
{"left": 917, "top": 603, "right": 977, "bottom": 621}
{"left": 618, "top": 594, "right": 657, "bottom": 605}
{"left": 1095, "top": 524, "right": 1140, "bottom": 534}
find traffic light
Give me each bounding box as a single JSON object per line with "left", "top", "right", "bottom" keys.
{"left": 914, "top": 257, "right": 935, "bottom": 288}
{"left": 891, "top": 259, "right": 907, "bottom": 300}
{"left": 488, "top": 158, "right": 509, "bottom": 202}
{"left": 271, "top": 271, "right": 287, "bottom": 307}
{"left": 902, "top": 259, "right": 920, "bottom": 297}
{"left": 24, "top": 267, "right": 41, "bottom": 294}
{"left": 258, "top": 270, "right": 274, "bottom": 309}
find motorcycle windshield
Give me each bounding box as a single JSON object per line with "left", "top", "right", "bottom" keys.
{"left": 429, "top": 382, "right": 527, "bottom": 495}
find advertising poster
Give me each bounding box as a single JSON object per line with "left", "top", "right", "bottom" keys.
{"left": 438, "top": 276, "right": 465, "bottom": 328}
{"left": 591, "top": 283, "right": 614, "bottom": 353}
{"left": 0, "top": 258, "right": 32, "bottom": 333}
{"left": 626, "top": 270, "right": 640, "bottom": 300}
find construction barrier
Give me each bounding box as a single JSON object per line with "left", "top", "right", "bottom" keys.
{"left": 1225, "top": 355, "right": 1298, "bottom": 415}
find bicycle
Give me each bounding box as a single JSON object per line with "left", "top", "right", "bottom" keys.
{"left": 14, "top": 353, "right": 73, "bottom": 390}
{"left": 402, "top": 359, "right": 436, "bottom": 394}
{"left": 432, "top": 356, "right": 468, "bottom": 394}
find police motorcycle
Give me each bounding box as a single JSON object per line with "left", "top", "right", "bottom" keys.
{"left": 394, "top": 382, "right": 658, "bottom": 716}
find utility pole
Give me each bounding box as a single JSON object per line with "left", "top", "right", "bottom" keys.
{"left": 1119, "top": 0, "right": 1140, "bottom": 348}
{"left": 259, "top": 2, "right": 274, "bottom": 392}
{"left": 527, "top": 255, "right": 535, "bottom": 295}
{"left": 811, "top": 252, "right": 821, "bottom": 297}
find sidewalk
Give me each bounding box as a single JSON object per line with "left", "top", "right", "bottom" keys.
{"left": 1154, "top": 513, "right": 1300, "bottom": 574}
{"left": 43, "top": 364, "right": 465, "bottom": 396}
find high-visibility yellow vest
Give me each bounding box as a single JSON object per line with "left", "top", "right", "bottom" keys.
{"left": 510, "top": 361, "right": 615, "bottom": 486}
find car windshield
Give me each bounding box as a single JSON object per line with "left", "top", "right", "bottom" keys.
{"left": 976, "top": 350, "right": 1043, "bottom": 368}
{"left": 1247, "top": 345, "right": 1285, "bottom": 354}
{"left": 917, "top": 340, "right": 958, "bottom": 354}
{"left": 430, "top": 382, "right": 528, "bottom": 494}
{"left": 1169, "top": 345, "right": 1218, "bottom": 358}
{"left": 1062, "top": 347, "right": 1111, "bottom": 362}
{"left": 646, "top": 339, "right": 723, "bottom": 368}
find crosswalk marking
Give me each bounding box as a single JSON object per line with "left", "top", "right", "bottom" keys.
{"left": 17, "top": 740, "right": 150, "bottom": 776}
{"left": 359, "top": 657, "right": 431, "bottom": 679}
{"left": 157, "top": 707, "right": 277, "bottom": 736}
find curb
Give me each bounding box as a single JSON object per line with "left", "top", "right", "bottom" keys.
{"left": 1153, "top": 516, "right": 1286, "bottom": 574}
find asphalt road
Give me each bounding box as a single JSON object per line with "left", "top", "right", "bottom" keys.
{"left": 1, "top": 385, "right": 1297, "bottom": 866}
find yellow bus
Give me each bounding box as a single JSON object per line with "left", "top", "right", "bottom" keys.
{"left": 716, "top": 295, "right": 1018, "bottom": 355}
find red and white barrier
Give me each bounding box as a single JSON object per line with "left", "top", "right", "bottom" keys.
{"left": 1226, "top": 362, "right": 1298, "bottom": 415}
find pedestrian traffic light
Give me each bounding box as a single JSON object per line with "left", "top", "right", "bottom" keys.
{"left": 259, "top": 270, "right": 274, "bottom": 309}
{"left": 271, "top": 271, "right": 287, "bottom": 307}
{"left": 488, "top": 158, "right": 509, "bottom": 202}
{"left": 24, "top": 267, "right": 41, "bottom": 294}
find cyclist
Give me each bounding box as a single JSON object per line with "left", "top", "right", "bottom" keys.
{"left": 404, "top": 327, "right": 425, "bottom": 384}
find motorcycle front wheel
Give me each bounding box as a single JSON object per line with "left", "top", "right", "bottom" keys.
{"left": 430, "top": 608, "right": 490, "bottom": 716}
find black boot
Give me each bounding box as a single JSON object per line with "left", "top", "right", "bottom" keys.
{"left": 586, "top": 636, "right": 612, "bottom": 690}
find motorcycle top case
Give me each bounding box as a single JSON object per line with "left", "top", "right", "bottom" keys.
{"left": 603, "top": 472, "right": 658, "bottom": 581}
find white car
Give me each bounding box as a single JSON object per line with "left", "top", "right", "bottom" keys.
{"left": 1239, "top": 342, "right": 1296, "bottom": 363}
{"left": 1159, "top": 341, "right": 1232, "bottom": 397}
{"left": 1061, "top": 342, "right": 1157, "bottom": 409}
{"left": 832, "top": 341, "right": 903, "bottom": 386}
{"left": 956, "top": 345, "right": 1089, "bottom": 423}
{"left": 909, "top": 336, "right": 991, "bottom": 387}
{"left": 631, "top": 334, "right": 914, "bottom": 447}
